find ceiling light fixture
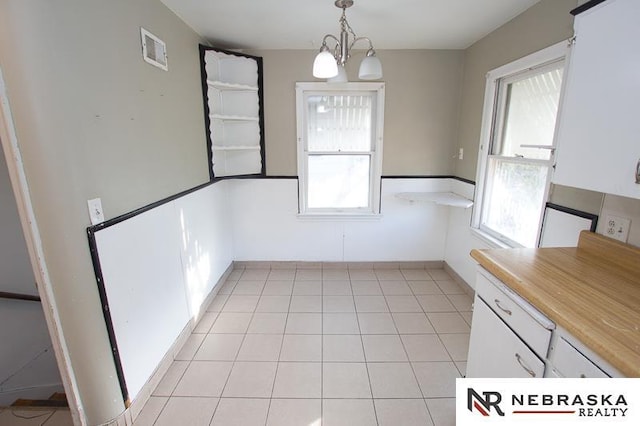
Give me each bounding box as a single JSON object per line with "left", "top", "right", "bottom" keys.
{"left": 313, "top": 0, "right": 383, "bottom": 81}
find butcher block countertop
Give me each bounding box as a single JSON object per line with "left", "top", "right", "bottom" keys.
{"left": 470, "top": 231, "right": 640, "bottom": 377}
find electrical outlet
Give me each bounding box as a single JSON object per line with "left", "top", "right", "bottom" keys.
{"left": 87, "top": 198, "right": 105, "bottom": 225}
{"left": 458, "top": 148, "right": 464, "bottom": 160}
{"left": 604, "top": 215, "right": 631, "bottom": 243}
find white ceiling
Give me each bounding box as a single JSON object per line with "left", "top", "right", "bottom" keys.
{"left": 160, "top": 0, "right": 541, "bottom": 50}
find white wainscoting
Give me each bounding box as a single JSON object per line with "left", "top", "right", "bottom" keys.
{"left": 90, "top": 176, "right": 479, "bottom": 407}
{"left": 443, "top": 180, "right": 492, "bottom": 288}
{"left": 229, "top": 178, "right": 454, "bottom": 262}
{"left": 93, "top": 181, "right": 233, "bottom": 401}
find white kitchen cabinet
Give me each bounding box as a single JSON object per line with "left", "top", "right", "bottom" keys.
{"left": 474, "top": 271, "right": 552, "bottom": 358}
{"left": 467, "top": 297, "right": 545, "bottom": 378}
{"left": 552, "top": 0, "right": 640, "bottom": 199}
{"left": 468, "top": 267, "right": 626, "bottom": 379}
{"left": 547, "top": 336, "right": 609, "bottom": 378}
{"left": 199, "top": 46, "right": 265, "bottom": 178}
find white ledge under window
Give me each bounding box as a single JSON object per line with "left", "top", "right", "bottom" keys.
{"left": 395, "top": 192, "right": 473, "bottom": 208}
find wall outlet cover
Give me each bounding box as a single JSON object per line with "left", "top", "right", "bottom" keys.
{"left": 604, "top": 214, "right": 631, "bottom": 243}
{"left": 87, "top": 198, "right": 105, "bottom": 225}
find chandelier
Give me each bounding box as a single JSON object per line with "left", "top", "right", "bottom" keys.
{"left": 312, "top": 0, "right": 383, "bottom": 81}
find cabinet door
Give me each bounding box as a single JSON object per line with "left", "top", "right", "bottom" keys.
{"left": 199, "top": 45, "right": 265, "bottom": 178}
{"left": 553, "top": 0, "right": 640, "bottom": 199}
{"left": 467, "top": 297, "right": 545, "bottom": 378}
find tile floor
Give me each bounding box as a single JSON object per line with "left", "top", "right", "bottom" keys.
{"left": 134, "top": 265, "right": 473, "bottom": 426}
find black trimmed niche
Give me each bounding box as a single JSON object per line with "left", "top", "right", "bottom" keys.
{"left": 199, "top": 45, "right": 265, "bottom": 178}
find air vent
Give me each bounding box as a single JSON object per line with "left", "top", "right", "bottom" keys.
{"left": 140, "top": 28, "right": 168, "bottom": 71}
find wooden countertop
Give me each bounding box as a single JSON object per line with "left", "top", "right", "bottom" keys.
{"left": 470, "top": 231, "right": 640, "bottom": 377}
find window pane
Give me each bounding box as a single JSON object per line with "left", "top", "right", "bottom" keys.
{"left": 482, "top": 159, "right": 548, "bottom": 247}
{"left": 307, "top": 155, "right": 370, "bottom": 209}
{"left": 306, "top": 94, "right": 373, "bottom": 152}
{"left": 497, "top": 65, "right": 563, "bottom": 160}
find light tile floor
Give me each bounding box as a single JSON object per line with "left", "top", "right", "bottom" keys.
{"left": 134, "top": 266, "right": 473, "bottom": 426}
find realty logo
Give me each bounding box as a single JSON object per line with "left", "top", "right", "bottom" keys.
{"left": 468, "top": 388, "right": 505, "bottom": 417}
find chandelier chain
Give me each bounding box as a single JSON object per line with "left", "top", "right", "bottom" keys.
{"left": 340, "top": 8, "right": 358, "bottom": 42}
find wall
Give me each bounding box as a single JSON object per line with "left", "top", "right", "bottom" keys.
{"left": 229, "top": 178, "right": 455, "bottom": 262}
{"left": 94, "top": 181, "right": 233, "bottom": 404}
{"left": 0, "top": 147, "right": 62, "bottom": 406}
{"left": 0, "top": 0, "right": 209, "bottom": 423}
{"left": 247, "top": 49, "right": 464, "bottom": 177}
{"left": 444, "top": 0, "right": 579, "bottom": 286}
{"left": 454, "top": 0, "right": 577, "bottom": 181}
{"left": 0, "top": 146, "right": 35, "bottom": 295}
{"left": 445, "top": 0, "right": 640, "bottom": 283}
{"left": 597, "top": 194, "right": 640, "bottom": 248}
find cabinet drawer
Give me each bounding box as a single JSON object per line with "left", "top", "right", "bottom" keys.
{"left": 552, "top": 337, "right": 610, "bottom": 378}
{"left": 467, "top": 298, "right": 545, "bottom": 378}
{"left": 475, "top": 270, "right": 553, "bottom": 358}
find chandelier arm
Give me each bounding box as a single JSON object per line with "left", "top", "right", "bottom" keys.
{"left": 321, "top": 34, "right": 341, "bottom": 46}
{"left": 349, "top": 36, "right": 375, "bottom": 52}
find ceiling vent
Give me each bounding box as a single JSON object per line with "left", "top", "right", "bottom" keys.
{"left": 140, "top": 28, "right": 168, "bottom": 71}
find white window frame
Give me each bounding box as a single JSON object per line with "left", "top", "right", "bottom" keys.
{"left": 472, "top": 41, "right": 568, "bottom": 247}
{"left": 295, "top": 82, "right": 385, "bottom": 217}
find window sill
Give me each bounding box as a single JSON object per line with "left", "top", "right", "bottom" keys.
{"left": 297, "top": 213, "right": 383, "bottom": 221}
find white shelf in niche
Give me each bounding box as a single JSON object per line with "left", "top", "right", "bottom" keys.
{"left": 395, "top": 192, "right": 474, "bottom": 208}
{"left": 210, "top": 114, "right": 259, "bottom": 122}
{"left": 207, "top": 80, "right": 258, "bottom": 91}
{"left": 213, "top": 145, "right": 261, "bottom": 151}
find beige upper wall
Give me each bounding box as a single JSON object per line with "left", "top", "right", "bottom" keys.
{"left": 454, "top": 0, "right": 577, "bottom": 181}
{"left": 0, "top": 0, "right": 208, "bottom": 423}
{"left": 247, "top": 49, "right": 464, "bottom": 176}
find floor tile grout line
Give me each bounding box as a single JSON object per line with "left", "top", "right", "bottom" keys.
{"left": 151, "top": 385, "right": 177, "bottom": 425}
{"left": 264, "top": 279, "right": 293, "bottom": 421}
{"left": 205, "top": 397, "right": 221, "bottom": 426}
{"left": 436, "top": 332, "right": 469, "bottom": 370}
{"left": 320, "top": 268, "right": 324, "bottom": 424}
{"left": 423, "top": 396, "right": 438, "bottom": 426}
{"left": 403, "top": 272, "right": 457, "bottom": 404}
{"left": 213, "top": 270, "right": 266, "bottom": 409}
{"left": 351, "top": 277, "right": 380, "bottom": 425}
{"left": 406, "top": 272, "right": 445, "bottom": 335}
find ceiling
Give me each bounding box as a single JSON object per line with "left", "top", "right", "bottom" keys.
{"left": 160, "top": 0, "right": 541, "bottom": 50}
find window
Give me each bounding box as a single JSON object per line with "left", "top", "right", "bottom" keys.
{"left": 296, "top": 83, "right": 385, "bottom": 215}
{"left": 473, "top": 43, "right": 567, "bottom": 247}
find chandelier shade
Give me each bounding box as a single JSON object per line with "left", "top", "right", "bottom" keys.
{"left": 312, "top": 0, "right": 383, "bottom": 81}
{"left": 328, "top": 65, "right": 348, "bottom": 83}
{"left": 358, "top": 52, "right": 383, "bottom": 80}
{"left": 313, "top": 49, "right": 339, "bottom": 78}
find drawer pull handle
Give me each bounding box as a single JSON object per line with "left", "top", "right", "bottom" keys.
{"left": 515, "top": 353, "right": 536, "bottom": 377}
{"left": 494, "top": 299, "right": 512, "bottom": 316}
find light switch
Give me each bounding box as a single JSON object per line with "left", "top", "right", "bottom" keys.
{"left": 87, "top": 198, "right": 105, "bottom": 225}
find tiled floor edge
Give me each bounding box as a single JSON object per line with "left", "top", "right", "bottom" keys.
{"left": 231, "top": 260, "right": 447, "bottom": 270}
{"left": 443, "top": 261, "right": 475, "bottom": 297}
{"left": 126, "top": 261, "right": 234, "bottom": 425}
